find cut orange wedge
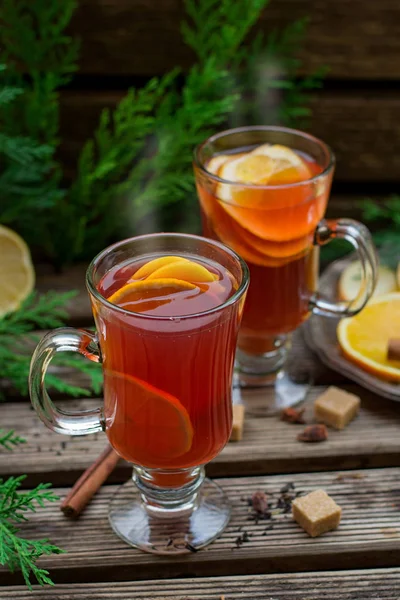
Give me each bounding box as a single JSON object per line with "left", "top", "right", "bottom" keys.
{"left": 108, "top": 278, "right": 197, "bottom": 308}
{"left": 147, "top": 260, "right": 217, "bottom": 284}
{"left": 337, "top": 293, "right": 400, "bottom": 382}
{"left": 132, "top": 255, "right": 188, "bottom": 280}
{"left": 104, "top": 370, "right": 194, "bottom": 465}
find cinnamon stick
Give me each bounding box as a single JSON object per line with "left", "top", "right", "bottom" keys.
{"left": 61, "top": 445, "right": 120, "bottom": 518}
{"left": 387, "top": 338, "right": 400, "bottom": 361}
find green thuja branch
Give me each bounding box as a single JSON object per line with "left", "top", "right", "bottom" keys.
{"left": 0, "top": 475, "right": 64, "bottom": 589}
{"left": 0, "top": 291, "right": 102, "bottom": 399}
{"left": 0, "top": 0, "right": 325, "bottom": 265}
{"left": 0, "top": 430, "right": 25, "bottom": 451}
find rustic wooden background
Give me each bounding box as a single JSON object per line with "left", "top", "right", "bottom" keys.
{"left": 59, "top": 0, "right": 400, "bottom": 224}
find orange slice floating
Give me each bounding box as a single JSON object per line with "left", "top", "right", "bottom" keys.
{"left": 238, "top": 226, "right": 311, "bottom": 259}
{"left": 218, "top": 154, "right": 274, "bottom": 202}
{"left": 104, "top": 371, "right": 194, "bottom": 465}
{"left": 252, "top": 144, "right": 311, "bottom": 184}
{"left": 147, "top": 260, "right": 217, "bottom": 284}
{"left": 107, "top": 278, "right": 197, "bottom": 309}
{"left": 215, "top": 143, "right": 319, "bottom": 241}
{"left": 337, "top": 293, "right": 400, "bottom": 382}
{"left": 132, "top": 255, "right": 188, "bottom": 280}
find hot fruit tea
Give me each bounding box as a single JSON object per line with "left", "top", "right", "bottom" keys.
{"left": 195, "top": 143, "right": 328, "bottom": 355}
{"left": 96, "top": 254, "right": 238, "bottom": 472}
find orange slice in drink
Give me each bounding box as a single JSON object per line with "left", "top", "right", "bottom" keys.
{"left": 108, "top": 278, "right": 198, "bottom": 311}
{"left": 237, "top": 226, "right": 311, "bottom": 259}
{"left": 104, "top": 371, "right": 194, "bottom": 464}
{"left": 337, "top": 293, "right": 400, "bottom": 382}
{"left": 132, "top": 255, "right": 189, "bottom": 279}
{"left": 216, "top": 144, "right": 318, "bottom": 241}
{"left": 147, "top": 260, "right": 217, "bottom": 284}
{"left": 252, "top": 144, "right": 311, "bottom": 184}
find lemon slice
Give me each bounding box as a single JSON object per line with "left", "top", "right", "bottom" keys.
{"left": 337, "top": 292, "right": 400, "bottom": 382}
{"left": 0, "top": 225, "right": 35, "bottom": 317}
{"left": 338, "top": 261, "right": 397, "bottom": 301}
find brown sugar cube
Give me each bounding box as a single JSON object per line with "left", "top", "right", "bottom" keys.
{"left": 314, "top": 386, "right": 360, "bottom": 430}
{"left": 292, "top": 489, "right": 342, "bottom": 538}
{"left": 230, "top": 404, "right": 245, "bottom": 441}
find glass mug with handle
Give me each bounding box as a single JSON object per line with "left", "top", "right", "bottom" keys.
{"left": 194, "top": 126, "right": 378, "bottom": 407}
{"left": 29, "top": 233, "right": 249, "bottom": 554}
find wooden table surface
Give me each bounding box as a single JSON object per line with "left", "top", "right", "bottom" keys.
{"left": 1, "top": 266, "right": 400, "bottom": 599}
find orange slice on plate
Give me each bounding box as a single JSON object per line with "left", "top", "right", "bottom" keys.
{"left": 337, "top": 292, "right": 400, "bottom": 382}
{"left": 132, "top": 255, "right": 188, "bottom": 279}
{"left": 104, "top": 371, "right": 194, "bottom": 465}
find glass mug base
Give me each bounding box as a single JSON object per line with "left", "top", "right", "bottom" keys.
{"left": 234, "top": 335, "right": 311, "bottom": 413}
{"left": 108, "top": 471, "right": 231, "bottom": 554}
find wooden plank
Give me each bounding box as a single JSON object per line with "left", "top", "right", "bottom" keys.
{"left": 59, "top": 90, "right": 400, "bottom": 183}
{"left": 70, "top": 0, "right": 400, "bottom": 79}
{"left": 1, "top": 468, "right": 399, "bottom": 585}
{"left": 2, "top": 568, "right": 400, "bottom": 598}
{"left": 3, "top": 385, "right": 400, "bottom": 486}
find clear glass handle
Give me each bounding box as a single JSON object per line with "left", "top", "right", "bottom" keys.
{"left": 29, "top": 327, "right": 104, "bottom": 436}
{"left": 311, "top": 218, "right": 379, "bottom": 317}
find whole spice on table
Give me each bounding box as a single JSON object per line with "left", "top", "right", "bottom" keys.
{"left": 280, "top": 407, "right": 306, "bottom": 424}
{"left": 297, "top": 424, "right": 328, "bottom": 443}
{"left": 61, "top": 445, "right": 120, "bottom": 517}
{"left": 251, "top": 491, "right": 269, "bottom": 514}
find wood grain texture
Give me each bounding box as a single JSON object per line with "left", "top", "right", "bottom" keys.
{"left": 3, "top": 384, "right": 400, "bottom": 486}
{"left": 2, "top": 568, "right": 400, "bottom": 599}
{"left": 59, "top": 90, "right": 400, "bottom": 182}
{"left": 70, "top": 0, "right": 400, "bottom": 79}
{"left": 1, "top": 468, "right": 399, "bottom": 585}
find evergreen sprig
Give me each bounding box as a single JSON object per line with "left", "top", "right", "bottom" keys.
{"left": 362, "top": 195, "right": 400, "bottom": 269}
{"left": 0, "top": 292, "right": 102, "bottom": 399}
{"left": 0, "top": 430, "right": 25, "bottom": 451}
{"left": 0, "top": 70, "right": 59, "bottom": 233}
{"left": 0, "top": 0, "right": 325, "bottom": 265}
{"left": 0, "top": 475, "right": 63, "bottom": 589}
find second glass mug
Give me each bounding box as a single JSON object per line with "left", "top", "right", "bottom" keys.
{"left": 194, "top": 126, "right": 378, "bottom": 407}
{"left": 29, "top": 233, "right": 249, "bottom": 554}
